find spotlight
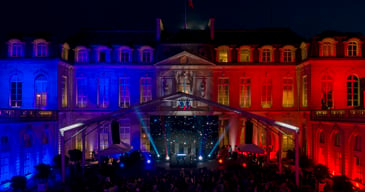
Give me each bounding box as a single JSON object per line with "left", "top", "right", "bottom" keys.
{"left": 242, "top": 163, "right": 247, "bottom": 168}
{"left": 119, "top": 163, "right": 125, "bottom": 168}
{"left": 208, "top": 154, "right": 211, "bottom": 158}
{"left": 147, "top": 159, "right": 151, "bottom": 164}
{"left": 157, "top": 154, "right": 160, "bottom": 158}
{"left": 218, "top": 159, "right": 223, "bottom": 164}
{"left": 198, "top": 155, "right": 203, "bottom": 161}
{"left": 166, "top": 156, "right": 170, "bottom": 160}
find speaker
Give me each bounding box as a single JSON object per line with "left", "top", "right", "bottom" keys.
{"left": 111, "top": 120, "right": 120, "bottom": 144}
{"left": 245, "top": 120, "right": 253, "bottom": 144}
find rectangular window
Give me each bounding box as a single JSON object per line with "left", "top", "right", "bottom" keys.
{"left": 121, "top": 51, "right": 130, "bottom": 63}
{"left": 100, "top": 126, "right": 109, "bottom": 150}
{"left": 240, "top": 49, "right": 250, "bottom": 62}
{"left": 119, "top": 78, "right": 130, "bottom": 108}
{"left": 76, "top": 78, "right": 87, "bottom": 108}
{"left": 98, "top": 78, "right": 109, "bottom": 108}
{"left": 140, "top": 77, "right": 152, "bottom": 103}
{"left": 323, "top": 42, "right": 332, "bottom": 56}
{"left": 261, "top": 78, "right": 272, "bottom": 108}
{"left": 302, "top": 76, "right": 308, "bottom": 107}
{"left": 11, "top": 81, "right": 22, "bottom": 107}
{"left": 120, "top": 119, "right": 130, "bottom": 144}
{"left": 61, "top": 76, "right": 68, "bottom": 107}
{"left": 218, "top": 78, "right": 229, "bottom": 105}
{"left": 140, "top": 118, "right": 150, "bottom": 152}
{"left": 240, "top": 78, "right": 251, "bottom": 108}
{"left": 283, "top": 77, "right": 294, "bottom": 108}
{"left": 35, "top": 79, "right": 47, "bottom": 107}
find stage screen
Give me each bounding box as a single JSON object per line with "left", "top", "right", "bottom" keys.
{"left": 150, "top": 115, "right": 219, "bottom": 159}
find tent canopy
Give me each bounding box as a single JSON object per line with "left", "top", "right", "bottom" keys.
{"left": 237, "top": 144, "right": 265, "bottom": 154}
{"left": 98, "top": 142, "right": 132, "bottom": 156}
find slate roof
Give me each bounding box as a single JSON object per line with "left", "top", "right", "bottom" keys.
{"left": 65, "top": 29, "right": 156, "bottom": 47}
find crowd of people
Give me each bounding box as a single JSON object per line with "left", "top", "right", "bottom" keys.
{"left": 66, "top": 149, "right": 301, "bottom": 192}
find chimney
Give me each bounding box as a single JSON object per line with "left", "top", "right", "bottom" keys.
{"left": 208, "top": 18, "right": 215, "bottom": 40}
{"left": 156, "top": 18, "right": 164, "bottom": 41}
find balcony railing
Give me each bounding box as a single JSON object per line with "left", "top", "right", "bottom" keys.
{"left": 0, "top": 109, "right": 58, "bottom": 122}
{"left": 311, "top": 109, "right": 365, "bottom": 122}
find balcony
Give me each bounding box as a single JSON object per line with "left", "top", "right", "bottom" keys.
{"left": 0, "top": 109, "right": 58, "bottom": 122}
{"left": 311, "top": 109, "right": 365, "bottom": 123}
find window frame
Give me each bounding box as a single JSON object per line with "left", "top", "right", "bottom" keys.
{"left": 239, "top": 77, "right": 251, "bottom": 108}
{"left": 34, "top": 75, "right": 48, "bottom": 108}
{"left": 8, "top": 39, "right": 24, "bottom": 57}
{"left": 218, "top": 78, "right": 229, "bottom": 105}
{"left": 119, "top": 78, "right": 130, "bottom": 108}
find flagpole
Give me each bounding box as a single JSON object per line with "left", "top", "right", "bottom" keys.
{"left": 184, "top": 0, "right": 187, "bottom": 29}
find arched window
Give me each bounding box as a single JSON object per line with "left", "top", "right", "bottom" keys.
{"left": 321, "top": 74, "right": 333, "bottom": 108}
{"left": 319, "top": 132, "right": 325, "bottom": 144}
{"left": 33, "top": 39, "right": 48, "bottom": 57}
{"left": 217, "top": 46, "right": 230, "bottom": 62}
{"left": 10, "top": 74, "right": 22, "bottom": 107}
{"left": 347, "top": 75, "right": 360, "bottom": 107}
{"left": 354, "top": 135, "right": 361, "bottom": 151}
{"left": 35, "top": 75, "right": 47, "bottom": 107}
{"left": 119, "top": 46, "right": 133, "bottom": 63}
{"left": 96, "top": 46, "right": 110, "bottom": 63}
{"left": 334, "top": 132, "right": 341, "bottom": 146}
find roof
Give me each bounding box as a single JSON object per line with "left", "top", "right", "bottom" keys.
{"left": 214, "top": 28, "right": 306, "bottom": 45}
{"left": 65, "top": 29, "right": 156, "bottom": 47}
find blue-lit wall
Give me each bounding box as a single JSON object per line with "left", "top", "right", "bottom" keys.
{"left": 0, "top": 58, "right": 59, "bottom": 183}
{"left": 73, "top": 65, "right": 157, "bottom": 110}
{"left": 0, "top": 59, "right": 59, "bottom": 110}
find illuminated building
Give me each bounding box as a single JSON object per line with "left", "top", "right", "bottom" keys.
{"left": 0, "top": 18, "right": 364, "bottom": 185}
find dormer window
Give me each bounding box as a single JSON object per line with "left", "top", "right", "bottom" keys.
{"left": 259, "top": 46, "right": 274, "bottom": 62}
{"left": 216, "top": 45, "right": 230, "bottom": 62}
{"left": 280, "top": 45, "right": 296, "bottom": 63}
{"left": 75, "top": 46, "right": 88, "bottom": 63}
{"left": 8, "top": 39, "right": 24, "bottom": 57}
{"left": 95, "top": 46, "right": 110, "bottom": 63}
{"left": 319, "top": 38, "right": 337, "bottom": 57}
{"left": 142, "top": 50, "right": 151, "bottom": 63}
{"left": 237, "top": 46, "right": 252, "bottom": 62}
{"left": 139, "top": 46, "right": 153, "bottom": 63}
{"left": 344, "top": 38, "right": 362, "bottom": 57}
{"left": 33, "top": 39, "right": 48, "bottom": 57}
{"left": 118, "top": 46, "right": 133, "bottom": 63}
{"left": 121, "top": 51, "right": 130, "bottom": 63}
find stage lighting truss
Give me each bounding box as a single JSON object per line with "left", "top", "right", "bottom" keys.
{"left": 177, "top": 98, "right": 192, "bottom": 110}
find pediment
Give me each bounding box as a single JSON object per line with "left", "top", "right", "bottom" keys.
{"left": 154, "top": 51, "right": 216, "bottom": 66}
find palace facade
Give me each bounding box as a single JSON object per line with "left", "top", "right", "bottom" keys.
{"left": 0, "top": 18, "right": 364, "bottom": 185}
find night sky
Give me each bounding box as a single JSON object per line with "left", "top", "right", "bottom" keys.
{"left": 1, "top": 0, "right": 364, "bottom": 38}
